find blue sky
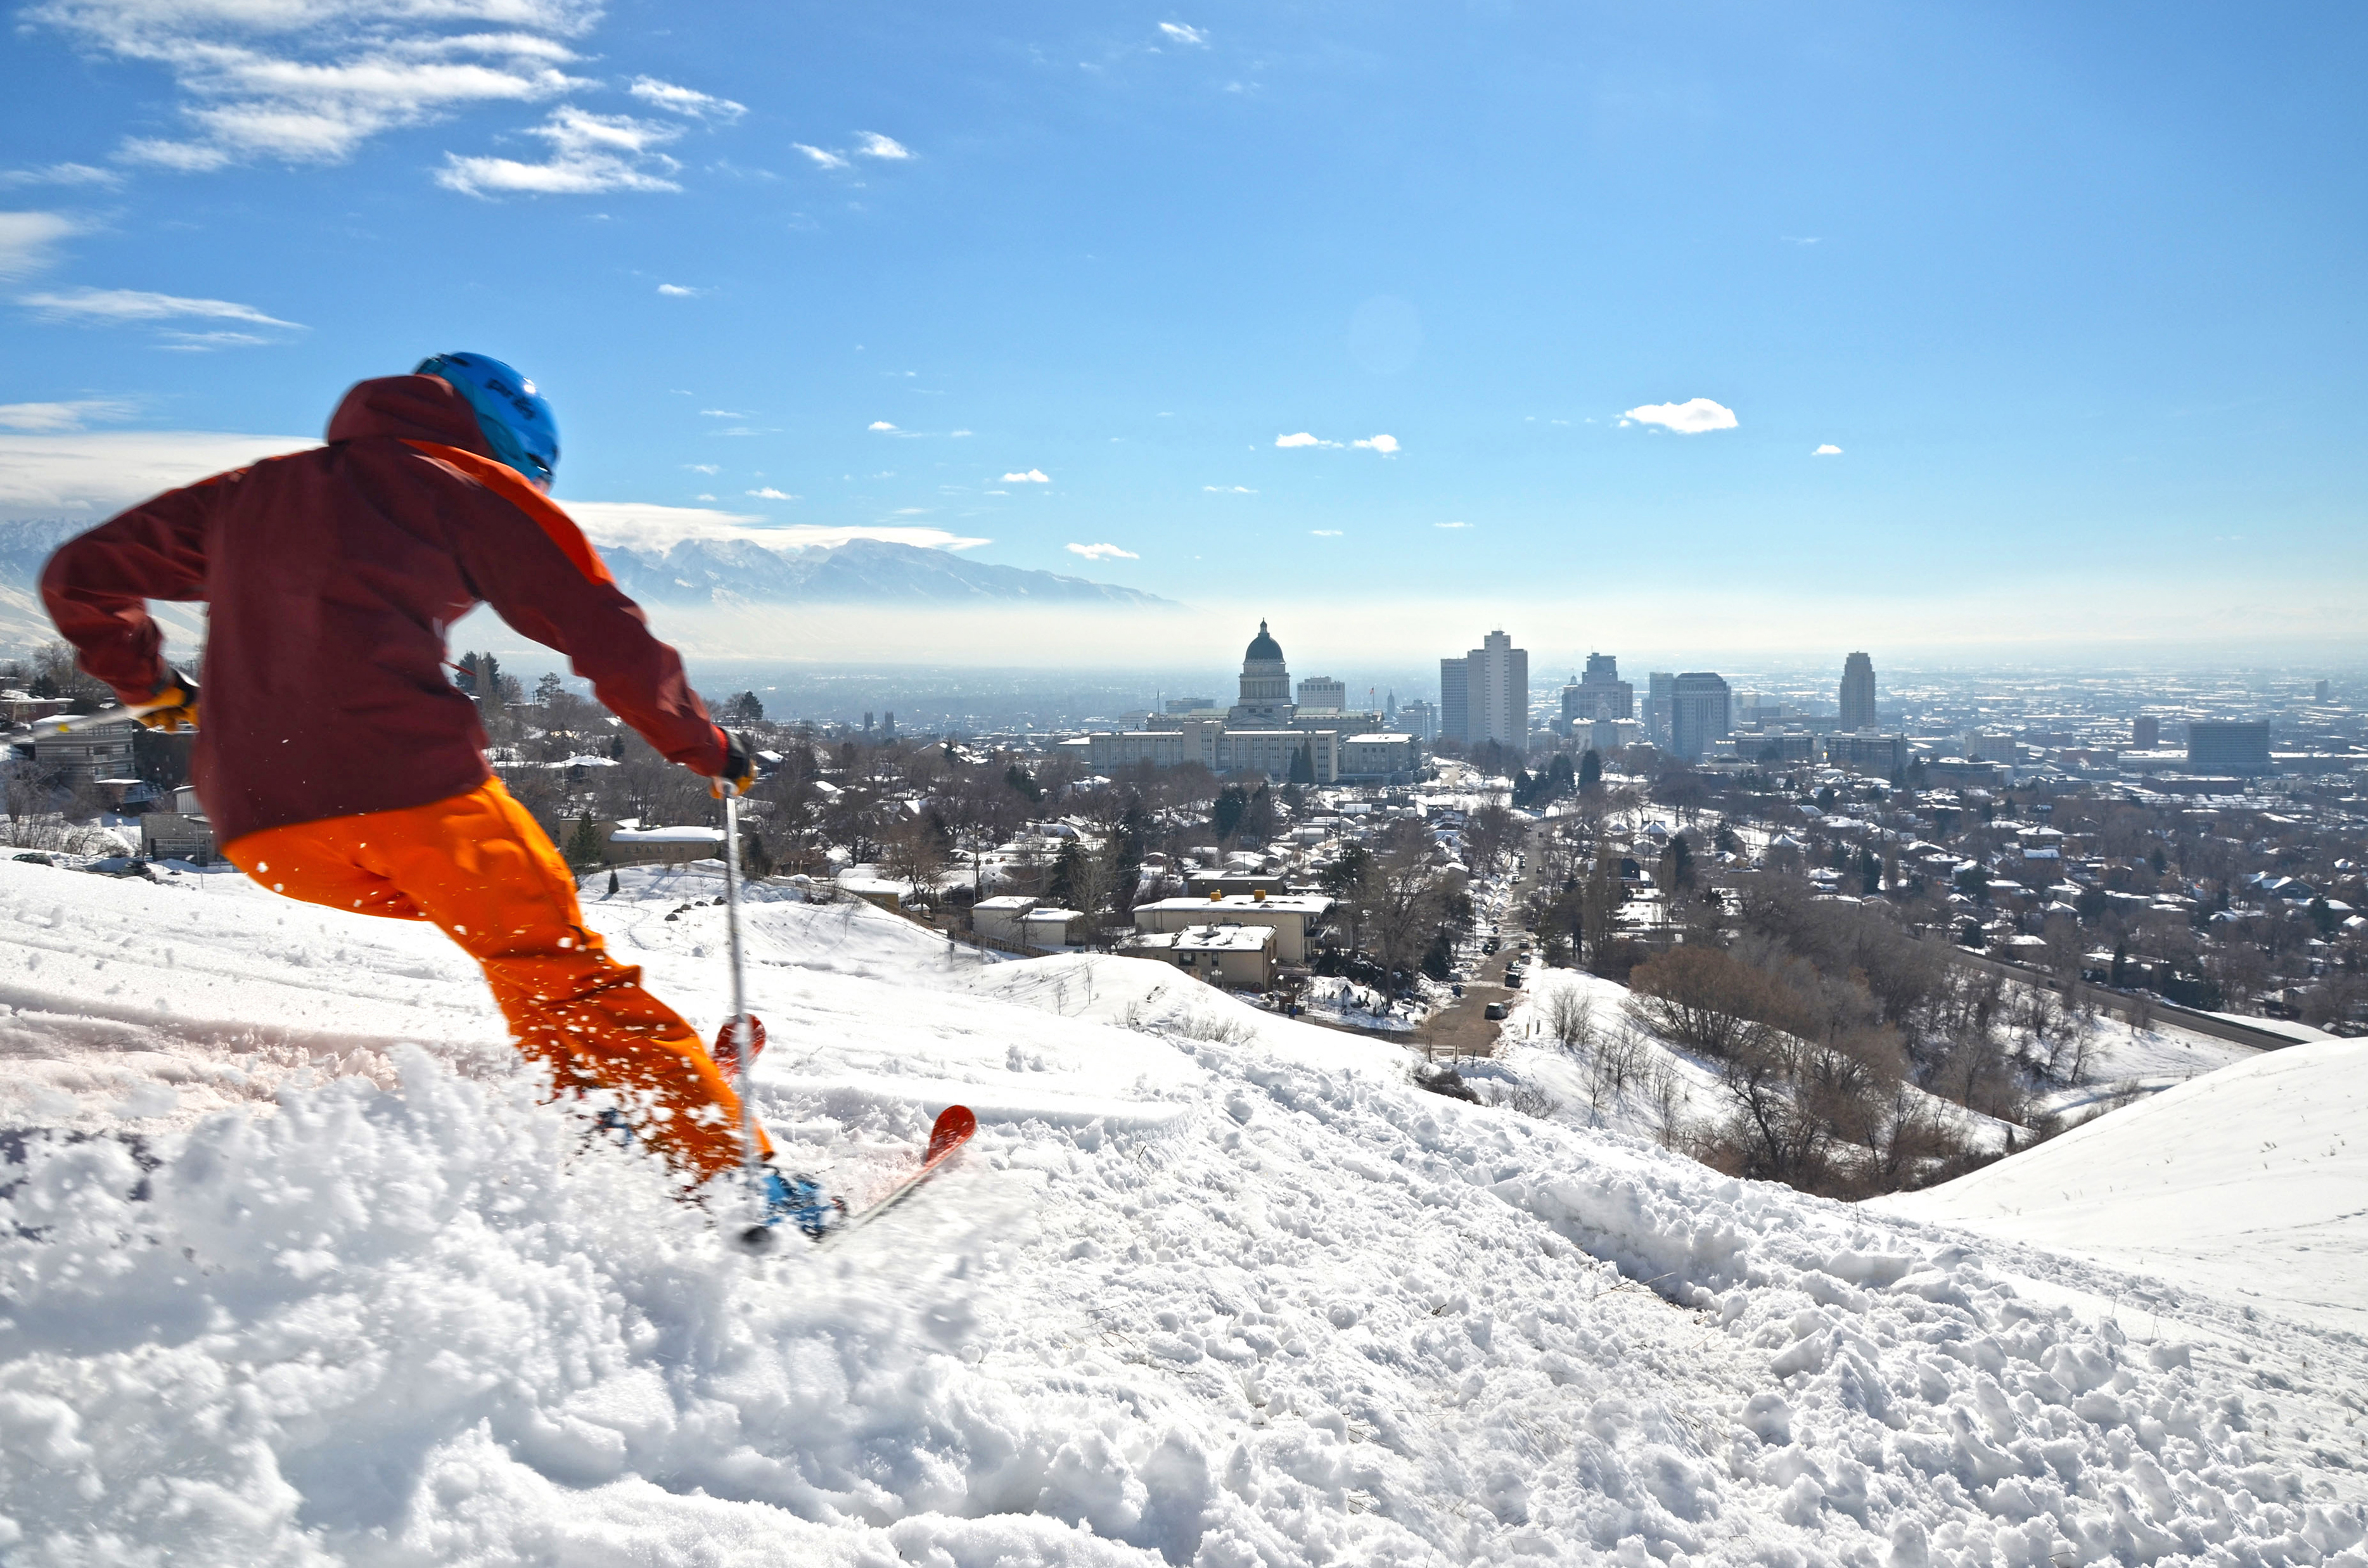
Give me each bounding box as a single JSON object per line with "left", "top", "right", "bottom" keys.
{"left": 3, "top": 1, "right": 2363, "bottom": 661}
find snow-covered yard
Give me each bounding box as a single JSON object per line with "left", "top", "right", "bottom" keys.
{"left": 2, "top": 857, "right": 2364, "bottom": 1564}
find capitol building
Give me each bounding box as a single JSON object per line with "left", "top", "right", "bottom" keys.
{"left": 1064, "top": 621, "right": 1422, "bottom": 785}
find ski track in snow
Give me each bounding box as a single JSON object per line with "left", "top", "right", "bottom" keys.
{"left": 1, "top": 858, "right": 2364, "bottom": 1565}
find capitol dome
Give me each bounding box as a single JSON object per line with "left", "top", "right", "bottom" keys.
{"left": 1244, "top": 620, "right": 1284, "bottom": 664}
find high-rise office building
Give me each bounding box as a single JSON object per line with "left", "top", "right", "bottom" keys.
{"left": 1438, "top": 659, "right": 1468, "bottom": 745}
{"left": 2132, "top": 715, "right": 2160, "bottom": 749}
{"left": 2187, "top": 720, "right": 2271, "bottom": 776}
{"left": 1646, "top": 672, "right": 1677, "bottom": 746}
{"left": 1439, "top": 630, "right": 1528, "bottom": 749}
{"left": 1839, "top": 652, "right": 1877, "bottom": 731}
{"left": 2315, "top": 679, "right": 2333, "bottom": 703}
{"left": 1397, "top": 698, "right": 1438, "bottom": 742}
{"left": 1669, "top": 672, "right": 1732, "bottom": 763}
{"left": 1563, "top": 652, "right": 1634, "bottom": 723}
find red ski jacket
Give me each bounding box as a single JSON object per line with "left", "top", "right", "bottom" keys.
{"left": 41, "top": 374, "right": 727, "bottom": 847}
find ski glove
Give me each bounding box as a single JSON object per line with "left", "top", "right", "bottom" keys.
{"left": 708, "top": 726, "right": 757, "bottom": 798}
{"left": 128, "top": 668, "right": 200, "bottom": 733}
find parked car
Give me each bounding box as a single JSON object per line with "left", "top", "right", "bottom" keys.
{"left": 1482, "top": 1002, "right": 1508, "bottom": 1021}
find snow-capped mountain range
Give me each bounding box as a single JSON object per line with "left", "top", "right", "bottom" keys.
{"left": 595, "top": 534, "right": 1175, "bottom": 610}
{"left": 0, "top": 519, "right": 1174, "bottom": 649}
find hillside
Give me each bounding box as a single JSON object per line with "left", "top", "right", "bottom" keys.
{"left": 3, "top": 857, "right": 2365, "bottom": 1564}
{"left": 1870, "top": 1040, "right": 2368, "bottom": 1334}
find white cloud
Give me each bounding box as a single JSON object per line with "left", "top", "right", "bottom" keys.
{"left": 0, "top": 163, "right": 122, "bottom": 189}
{"left": 0, "top": 399, "right": 134, "bottom": 432}
{"left": 1813, "top": 443, "right": 1843, "bottom": 456}
{"left": 0, "top": 212, "right": 77, "bottom": 279}
{"left": 868, "top": 420, "right": 899, "bottom": 431}
{"left": 628, "top": 77, "right": 745, "bottom": 122}
{"left": 746, "top": 487, "right": 797, "bottom": 500}
{"left": 1276, "top": 431, "right": 1400, "bottom": 454}
{"left": 117, "top": 139, "right": 234, "bottom": 172}
{"left": 701, "top": 409, "right": 748, "bottom": 418}
{"left": 437, "top": 108, "right": 682, "bottom": 198}
{"left": 684, "top": 462, "right": 719, "bottom": 474}
{"left": 656, "top": 283, "right": 700, "bottom": 296}
{"left": 854, "top": 132, "right": 912, "bottom": 160}
{"left": 0, "top": 428, "right": 316, "bottom": 520}
{"left": 1435, "top": 520, "right": 1473, "bottom": 530}
{"left": 949, "top": 428, "right": 973, "bottom": 437}
{"left": 27, "top": 0, "right": 601, "bottom": 173}
{"left": 1002, "top": 468, "right": 1050, "bottom": 483}
{"left": 18, "top": 287, "right": 302, "bottom": 328}
{"left": 1310, "top": 528, "right": 1343, "bottom": 537}
{"left": 1066, "top": 542, "right": 1137, "bottom": 561}
{"left": 156, "top": 329, "right": 270, "bottom": 352}
{"left": 1203, "top": 485, "right": 1255, "bottom": 494}
{"left": 1620, "top": 397, "right": 1738, "bottom": 434}
{"left": 1158, "top": 22, "right": 1208, "bottom": 44}
{"left": 792, "top": 143, "right": 848, "bottom": 170}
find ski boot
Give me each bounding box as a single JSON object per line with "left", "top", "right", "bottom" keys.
{"left": 740, "top": 1166, "right": 847, "bottom": 1250}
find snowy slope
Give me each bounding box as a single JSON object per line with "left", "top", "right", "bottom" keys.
{"left": 4, "top": 858, "right": 2367, "bottom": 1565}
{"left": 1871, "top": 1041, "right": 2368, "bottom": 1335}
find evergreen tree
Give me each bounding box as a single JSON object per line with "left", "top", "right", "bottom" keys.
{"left": 1048, "top": 838, "right": 1085, "bottom": 905}
{"left": 1545, "top": 753, "right": 1575, "bottom": 798}
{"left": 1579, "top": 748, "right": 1603, "bottom": 789}
{"left": 1288, "top": 739, "right": 1315, "bottom": 785}
{"left": 1211, "top": 784, "right": 1249, "bottom": 842}
{"left": 606, "top": 869, "right": 620, "bottom": 896}
{"left": 1006, "top": 763, "right": 1042, "bottom": 803}
{"left": 563, "top": 813, "right": 603, "bottom": 867}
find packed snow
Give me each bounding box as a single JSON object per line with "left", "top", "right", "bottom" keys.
{"left": 4, "top": 856, "right": 2365, "bottom": 1564}
{"left": 1872, "top": 1040, "right": 2368, "bottom": 1335}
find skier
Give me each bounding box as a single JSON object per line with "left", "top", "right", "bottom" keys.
{"left": 40, "top": 354, "right": 784, "bottom": 1205}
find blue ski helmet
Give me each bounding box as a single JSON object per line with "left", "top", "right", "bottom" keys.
{"left": 414, "top": 352, "right": 559, "bottom": 490}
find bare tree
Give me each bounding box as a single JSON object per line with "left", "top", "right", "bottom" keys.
{"left": 881, "top": 811, "right": 950, "bottom": 905}
{"left": 1355, "top": 825, "right": 1445, "bottom": 995}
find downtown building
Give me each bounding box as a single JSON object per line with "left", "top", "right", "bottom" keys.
{"left": 1560, "top": 652, "right": 1634, "bottom": 727}
{"left": 1440, "top": 630, "right": 1529, "bottom": 752}
{"left": 1668, "top": 672, "right": 1732, "bottom": 763}
{"left": 1839, "top": 652, "right": 1878, "bottom": 730}
{"left": 1072, "top": 622, "right": 1421, "bottom": 784}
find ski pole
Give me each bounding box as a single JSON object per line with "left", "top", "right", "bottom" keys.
{"left": 720, "top": 784, "right": 762, "bottom": 1207}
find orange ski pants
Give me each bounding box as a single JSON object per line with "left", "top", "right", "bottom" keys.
{"left": 222, "top": 778, "right": 768, "bottom": 1180}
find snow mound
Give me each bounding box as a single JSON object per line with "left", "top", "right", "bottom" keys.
{"left": 1872, "top": 1039, "right": 2368, "bottom": 1334}
{"left": 3, "top": 862, "right": 2366, "bottom": 1564}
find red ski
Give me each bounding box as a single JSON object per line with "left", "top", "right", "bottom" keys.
{"left": 819, "top": 1105, "right": 976, "bottom": 1245}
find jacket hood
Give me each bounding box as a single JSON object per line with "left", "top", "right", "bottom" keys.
{"left": 326, "top": 375, "right": 498, "bottom": 459}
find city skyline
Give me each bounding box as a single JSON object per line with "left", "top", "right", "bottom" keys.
{"left": 3, "top": 4, "right": 2362, "bottom": 659}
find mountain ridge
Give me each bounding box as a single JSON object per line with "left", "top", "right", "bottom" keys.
{"left": 0, "top": 520, "right": 1175, "bottom": 649}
